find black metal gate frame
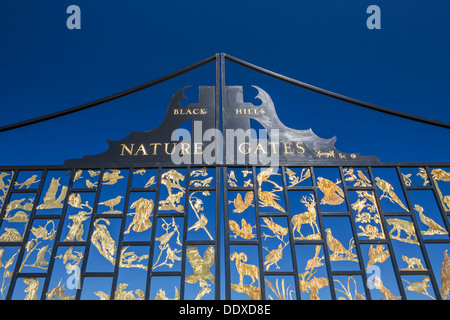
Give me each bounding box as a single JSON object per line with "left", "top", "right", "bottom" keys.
{"left": 0, "top": 164, "right": 220, "bottom": 300}
{"left": 223, "top": 163, "right": 450, "bottom": 300}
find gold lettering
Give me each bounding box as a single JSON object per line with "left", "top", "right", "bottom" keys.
{"left": 268, "top": 142, "right": 279, "bottom": 154}
{"left": 164, "top": 142, "right": 177, "bottom": 155}
{"left": 193, "top": 142, "right": 203, "bottom": 155}
{"left": 134, "top": 144, "right": 148, "bottom": 156}
{"left": 235, "top": 109, "right": 243, "bottom": 115}
{"left": 200, "top": 109, "right": 207, "bottom": 115}
{"left": 149, "top": 143, "right": 161, "bottom": 155}
{"left": 283, "top": 142, "right": 294, "bottom": 154}
{"left": 260, "top": 108, "right": 265, "bottom": 115}
{"left": 120, "top": 144, "right": 134, "bottom": 156}
{"left": 238, "top": 142, "right": 251, "bottom": 155}
{"left": 193, "top": 109, "right": 199, "bottom": 115}
{"left": 173, "top": 109, "right": 179, "bottom": 115}
{"left": 180, "top": 143, "right": 191, "bottom": 155}
{"left": 254, "top": 142, "right": 268, "bottom": 154}
{"left": 296, "top": 142, "right": 306, "bottom": 154}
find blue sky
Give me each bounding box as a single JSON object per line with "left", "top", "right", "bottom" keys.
{"left": 0, "top": 0, "right": 449, "bottom": 165}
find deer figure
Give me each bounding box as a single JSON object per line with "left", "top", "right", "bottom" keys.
{"left": 291, "top": 196, "right": 320, "bottom": 239}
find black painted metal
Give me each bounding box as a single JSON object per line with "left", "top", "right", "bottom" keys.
{"left": 0, "top": 54, "right": 449, "bottom": 301}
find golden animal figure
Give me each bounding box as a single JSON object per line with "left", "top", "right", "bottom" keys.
{"left": 228, "top": 170, "right": 238, "bottom": 187}
{"left": 229, "top": 219, "right": 255, "bottom": 240}
{"left": 242, "top": 167, "right": 252, "bottom": 177}
{"left": 291, "top": 195, "right": 320, "bottom": 240}
{"left": 185, "top": 246, "right": 215, "bottom": 295}
{"left": 387, "top": 218, "right": 419, "bottom": 245}
{"left": 14, "top": 175, "right": 40, "bottom": 189}
{"left": 85, "top": 179, "right": 98, "bottom": 189}
{"left": 119, "top": 246, "right": 149, "bottom": 270}
{"left": 102, "top": 169, "right": 124, "bottom": 185}
{"left": 23, "top": 278, "right": 40, "bottom": 300}
{"left": 414, "top": 204, "right": 448, "bottom": 235}
{"left": 261, "top": 217, "right": 288, "bottom": 240}
{"left": 440, "top": 250, "right": 450, "bottom": 300}
{"left": 256, "top": 168, "right": 285, "bottom": 212}
{"left": 230, "top": 252, "right": 260, "bottom": 286}
{"left": 188, "top": 191, "right": 213, "bottom": 240}
{"left": 114, "top": 283, "right": 144, "bottom": 300}
{"left": 366, "top": 244, "right": 390, "bottom": 269}
{"left": 0, "top": 228, "right": 23, "bottom": 242}
{"left": 144, "top": 176, "right": 156, "bottom": 188}
{"left": 432, "top": 168, "right": 450, "bottom": 211}
{"left": 401, "top": 255, "right": 426, "bottom": 271}
{"left": 98, "top": 196, "right": 123, "bottom": 214}
{"left": 46, "top": 279, "right": 75, "bottom": 300}
{"left": 155, "top": 287, "right": 180, "bottom": 300}
{"left": 369, "top": 276, "right": 400, "bottom": 300}
{"left": 263, "top": 243, "right": 286, "bottom": 271}
{"left": 229, "top": 191, "right": 254, "bottom": 213}
{"left": 88, "top": 169, "right": 100, "bottom": 177}
{"left": 298, "top": 270, "right": 329, "bottom": 300}
{"left": 124, "top": 198, "right": 154, "bottom": 234}
{"left": 91, "top": 219, "right": 116, "bottom": 265}
{"left": 325, "top": 228, "right": 358, "bottom": 262}
{"left": 257, "top": 189, "right": 285, "bottom": 212}
{"left": 37, "top": 177, "right": 67, "bottom": 210}
{"left": 64, "top": 210, "right": 90, "bottom": 242}
{"left": 374, "top": 177, "right": 409, "bottom": 211}
{"left": 285, "top": 167, "right": 310, "bottom": 187}
{"left": 305, "top": 245, "right": 324, "bottom": 271}
{"left": 402, "top": 277, "right": 435, "bottom": 299}
{"left": 317, "top": 177, "right": 345, "bottom": 205}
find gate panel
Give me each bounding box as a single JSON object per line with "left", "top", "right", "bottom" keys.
{"left": 223, "top": 165, "right": 450, "bottom": 300}
{"left": 0, "top": 166, "right": 220, "bottom": 300}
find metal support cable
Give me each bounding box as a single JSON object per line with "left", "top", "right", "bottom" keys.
{"left": 224, "top": 54, "right": 450, "bottom": 130}
{"left": 0, "top": 54, "right": 217, "bottom": 133}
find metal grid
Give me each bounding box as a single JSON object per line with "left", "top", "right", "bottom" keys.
{"left": 223, "top": 164, "right": 450, "bottom": 300}
{"left": 0, "top": 165, "right": 219, "bottom": 300}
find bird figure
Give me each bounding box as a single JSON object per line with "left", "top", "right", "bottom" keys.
{"left": 99, "top": 196, "right": 123, "bottom": 213}
{"left": 414, "top": 204, "right": 448, "bottom": 235}
{"left": 375, "top": 177, "right": 409, "bottom": 211}
{"left": 366, "top": 244, "right": 390, "bottom": 269}
{"left": 73, "top": 170, "right": 83, "bottom": 182}
{"left": 33, "top": 245, "right": 50, "bottom": 268}
{"left": 242, "top": 167, "right": 252, "bottom": 177}
{"left": 229, "top": 191, "right": 254, "bottom": 213}
{"left": 188, "top": 214, "right": 208, "bottom": 232}
{"left": 264, "top": 243, "right": 285, "bottom": 271}
{"left": 305, "top": 245, "right": 324, "bottom": 271}
{"left": 229, "top": 219, "right": 255, "bottom": 239}
{"left": 91, "top": 219, "right": 116, "bottom": 265}
{"left": 357, "top": 170, "right": 372, "bottom": 186}
{"left": 144, "top": 176, "right": 156, "bottom": 188}
{"left": 370, "top": 276, "right": 401, "bottom": 300}
{"left": 325, "top": 228, "right": 357, "bottom": 261}
{"left": 185, "top": 246, "right": 215, "bottom": 288}
{"left": 15, "top": 175, "right": 40, "bottom": 189}
{"left": 68, "top": 193, "right": 82, "bottom": 209}
{"left": 317, "top": 177, "right": 345, "bottom": 205}
{"left": 85, "top": 179, "right": 98, "bottom": 189}
{"left": 257, "top": 189, "right": 286, "bottom": 212}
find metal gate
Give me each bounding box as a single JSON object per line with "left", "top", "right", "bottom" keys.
{"left": 0, "top": 54, "right": 449, "bottom": 300}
